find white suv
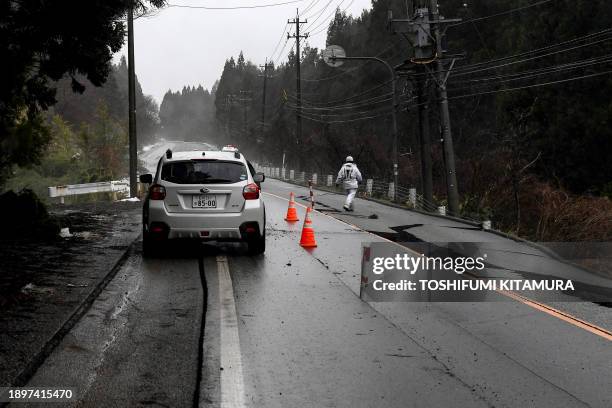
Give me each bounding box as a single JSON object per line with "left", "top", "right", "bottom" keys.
{"left": 139, "top": 147, "right": 266, "bottom": 256}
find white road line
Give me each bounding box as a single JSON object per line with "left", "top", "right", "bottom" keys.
{"left": 217, "top": 255, "right": 246, "bottom": 408}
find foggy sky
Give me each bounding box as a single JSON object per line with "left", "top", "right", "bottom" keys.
{"left": 113, "top": 0, "right": 373, "bottom": 104}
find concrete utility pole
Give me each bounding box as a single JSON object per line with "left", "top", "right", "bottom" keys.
{"left": 429, "top": 0, "right": 460, "bottom": 215}
{"left": 388, "top": 0, "right": 461, "bottom": 215}
{"left": 288, "top": 10, "right": 308, "bottom": 164}
{"left": 259, "top": 61, "right": 272, "bottom": 144}
{"left": 127, "top": 4, "right": 137, "bottom": 197}
{"left": 416, "top": 65, "right": 433, "bottom": 205}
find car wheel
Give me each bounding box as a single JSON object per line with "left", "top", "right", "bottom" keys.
{"left": 142, "top": 231, "right": 158, "bottom": 258}
{"left": 247, "top": 232, "right": 266, "bottom": 255}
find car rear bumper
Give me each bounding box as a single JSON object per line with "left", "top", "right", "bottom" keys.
{"left": 146, "top": 199, "right": 265, "bottom": 240}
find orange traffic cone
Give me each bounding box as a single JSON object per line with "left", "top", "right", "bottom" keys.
{"left": 285, "top": 192, "right": 299, "bottom": 222}
{"left": 299, "top": 207, "right": 317, "bottom": 248}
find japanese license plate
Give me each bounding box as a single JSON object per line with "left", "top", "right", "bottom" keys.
{"left": 192, "top": 195, "right": 217, "bottom": 208}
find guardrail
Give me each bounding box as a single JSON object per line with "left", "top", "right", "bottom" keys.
{"left": 256, "top": 164, "right": 492, "bottom": 229}
{"left": 48, "top": 180, "right": 145, "bottom": 203}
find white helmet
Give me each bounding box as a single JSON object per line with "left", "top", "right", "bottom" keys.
{"left": 345, "top": 156, "right": 354, "bottom": 163}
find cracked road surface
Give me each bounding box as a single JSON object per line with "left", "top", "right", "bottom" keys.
{"left": 14, "top": 178, "right": 611, "bottom": 407}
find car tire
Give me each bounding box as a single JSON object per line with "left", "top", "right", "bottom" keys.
{"left": 142, "top": 232, "right": 158, "bottom": 258}
{"left": 247, "top": 232, "right": 266, "bottom": 255}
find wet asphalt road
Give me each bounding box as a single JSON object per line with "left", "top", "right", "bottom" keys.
{"left": 21, "top": 253, "right": 203, "bottom": 407}
{"left": 15, "top": 178, "right": 611, "bottom": 407}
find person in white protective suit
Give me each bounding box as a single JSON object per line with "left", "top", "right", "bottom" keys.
{"left": 335, "top": 156, "right": 362, "bottom": 211}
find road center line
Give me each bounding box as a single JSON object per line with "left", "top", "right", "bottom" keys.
{"left": 263, "top": 190, "right": 612, "bottom": 342}
{"left": 216, "top": 255, "right": 246, "bottom": 408}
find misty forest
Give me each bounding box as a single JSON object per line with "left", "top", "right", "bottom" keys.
{"left": 2, "top": 0, "right": 612, "bottom": 241}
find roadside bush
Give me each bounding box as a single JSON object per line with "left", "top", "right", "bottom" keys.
{"left": 525, "top": 182, "right": 612, "bottom": 241}
{"left": 486, "top": 179, "right": 612, "bottom": 241}
{"left": 0, "top": 189, "right": 59, "bottom": 239}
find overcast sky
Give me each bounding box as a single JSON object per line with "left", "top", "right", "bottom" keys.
{"left": 113, "top": 0, "right": 373, "bottom": 104}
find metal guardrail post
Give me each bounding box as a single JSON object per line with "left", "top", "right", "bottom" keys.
{"left": 312, "top": 173, "right": 317, "bottom": 185}
{"left": 438, "top": 206, "right": 446, "bottom": 216}
{"left": 326, "top": 175, "right": 333, "bottom": 186}
{"left": 289, "top": 170, "right": 295, "bottom": 180}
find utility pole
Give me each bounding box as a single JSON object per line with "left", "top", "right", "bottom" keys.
{"left": 388, "top": 0, "right": 461, "bottom": 215}
{"left": 127, "top": 4, "right": 137, "bottom": 197}
{"left": 429, "top": 0, "right": 460, "bottom": 215}
{"left": 259, "top": 61, "right": 272, "bottom": 144}
{"left": 416, "top": 65, "right": 433, "bottom": 205}
{"left": 288, "top": 10, "right": 308, "bottom": 166}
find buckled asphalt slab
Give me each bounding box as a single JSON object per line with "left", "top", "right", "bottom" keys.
{"left": 252, "top": 181, "right": 611, "bottom": 408}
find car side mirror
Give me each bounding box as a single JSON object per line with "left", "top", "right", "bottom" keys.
{"left": 139, "top": 174, "right": 153, "bottom": 184}
{"left": 253, "top": 172, "right": 265, "bottom": 183}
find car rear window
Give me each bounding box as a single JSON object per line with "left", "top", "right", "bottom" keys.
{"left": 161, "top": 160, "right": 247, "bottom": 184}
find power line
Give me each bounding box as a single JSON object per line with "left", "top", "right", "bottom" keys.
{"left": 450, "top": 35, "right": 612, "bottom": 78}
{"left": 296, "top": 110, "right": 392, "bottom": 124}
{"left": 272, "top": 38, "right": 294, "bottom": 66}
{"left": 407, "top": 28, "right": 612, "bottom": 79}
{"left": 301, "top": 79, "right": 393, "bottom": 106}
{"left": 451, "top": 0, "right": 556, "bottom": 27}
{"left": 307, "top": 0, "right": 352, "bottom": 34}
{"left": 166, "top": 0, "right": 306, "bottom": 10}
{"left": 308, "top": 0, "right": 355, "bottom": 37}
{"left": 399, "top": 67, "right": 612, "bottom": 110}
{"left": 302, "top": 90, "right": 395, "bottom": 106}
{"left": 304, "top": 0, "right": 334, "bottom": 20}
{"left": 290, "top": 92, "right": 394, "bottom": 110}
{"left": 269, "top": 23, "right": 289, "bottom": 61}
{"left": 305, "top": 0, "right": 345, "bottom": 31}
{"left": 448, "top": 69, "right": 612, "bottom": 100}
{"left": 287, "top": 105, "right": 391, "bottom": 117}
{"left": 300, "top": 0, "right": 321, "bottom": 16}
{"left": 448, "top": 54, "right": 612, "bottom": 89}
{"left": 287, "top": 95, "right": 418, "bottom": 117}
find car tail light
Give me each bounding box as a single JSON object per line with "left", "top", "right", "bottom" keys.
{"left": 242, "top": 183, "right": 260, "bottom": 200}
{"left": 149, "top": 184, "right": 166, "bottom": 200}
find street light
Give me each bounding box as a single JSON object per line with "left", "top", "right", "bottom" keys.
{"left": 323, "top": 45, "right": 399, "bottom": 202}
